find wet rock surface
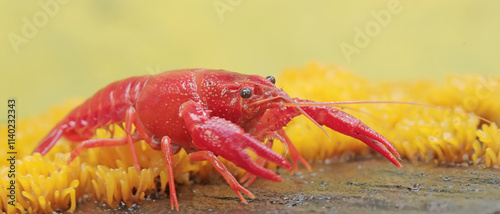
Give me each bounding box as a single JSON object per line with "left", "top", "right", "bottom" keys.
{"left": 76, "top": 159, "right": 500, "bottom": 213}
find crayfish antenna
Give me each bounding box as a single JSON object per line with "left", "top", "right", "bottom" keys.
{"left": 281, "top": 96, "right": 331, "bottom": 141}
{"left": 283, "top": 100, "right": 492, "bottom": 124}
{"left": 296, "top": 107, "right": 331, "bottom": 141}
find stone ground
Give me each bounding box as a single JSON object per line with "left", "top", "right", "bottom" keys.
{"left": 75, "top": 159, "right": 500, "bottom": 214}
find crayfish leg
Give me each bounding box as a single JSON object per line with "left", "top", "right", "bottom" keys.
{"left": 240, "top": 139, "right": 274, "bottom": 186}
{"left": 160, "top": 136, "right": 179, "bottom": 211}
{"left": 276, "top": 129, "right": 312, "bottom": 172}
{"left": 68, "top": 137, "right": 131, "bottom": 164}
{"left": 69, "top": 107, "right": 153, "bottom": 171}
{"left": 189, "top": 151, "right": 256, "bottom": 203}
{"left": 124, "top": 107, "right": 142, "bottom": 171}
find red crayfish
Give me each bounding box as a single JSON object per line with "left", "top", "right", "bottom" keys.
{"left": 33, "top": 69, "right": 402, "bottom": 210}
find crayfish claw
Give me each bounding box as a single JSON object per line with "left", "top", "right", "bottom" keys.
{"left": 182, "top": 100, "right": 291, "bottom": 183}
{"left": 299, "top": 105, "right": 403, "bottom": 168}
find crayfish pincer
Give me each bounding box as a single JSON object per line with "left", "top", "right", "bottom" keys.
{"left": 33, "top": 68, "right": 402, "bottom": 210}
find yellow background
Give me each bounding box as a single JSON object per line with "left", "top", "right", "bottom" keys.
{"left": 1, "top": 1, "right": 499, "bottom": 118}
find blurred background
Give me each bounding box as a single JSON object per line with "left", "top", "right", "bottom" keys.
{"left": 1, "top": 1, "right": 499, "bottom": 118}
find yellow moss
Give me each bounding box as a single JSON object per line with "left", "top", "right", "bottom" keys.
{"left": 1, "top": 62, "right": 499, "bottom": 213}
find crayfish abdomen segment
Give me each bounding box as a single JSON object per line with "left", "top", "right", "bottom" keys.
{"left": 32, "top": 75, "right": 150, "bottom": 155}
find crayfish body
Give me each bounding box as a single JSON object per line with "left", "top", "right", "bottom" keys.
{"left": 33, "top": 69, "right": 401, "bottom": 210}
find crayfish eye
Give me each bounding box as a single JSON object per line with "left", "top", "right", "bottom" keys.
{"left": 240, "top": 88, "right": 252, "bottom": 98}
{"left": 266, "top": 76, "right": 276, "bottom": 84}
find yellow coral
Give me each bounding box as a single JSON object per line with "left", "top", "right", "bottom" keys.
{"left": 1, "top": 62, "right": 499, "bottom": 213}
